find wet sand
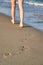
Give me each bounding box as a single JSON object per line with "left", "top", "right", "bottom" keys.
{"left": 0, "top": 13, "right": 43, "bottom": 65}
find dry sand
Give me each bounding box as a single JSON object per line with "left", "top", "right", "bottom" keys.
{"left": 0, "top": 13, "right": 43, "bottom": 65}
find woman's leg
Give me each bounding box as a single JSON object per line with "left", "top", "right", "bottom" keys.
{"left": 11, "top": 0, "right": 16, "bottom": 24}
{"left": 18, "top": 0, "right": 24, "bottom": 27}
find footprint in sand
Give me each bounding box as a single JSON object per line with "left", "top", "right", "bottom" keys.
{"left": 3, "top": 45, "right": 30, "bottom": 58}
{"left": 19, "top": 45, "right": 30, "bottom": 51}
{"left": 17, "top": 45, "right": 30, "bottom": 54}
{"left": 18, "top": 46, "right": 25, "bottom": 51}
{"left": 11, "top": 45, "right": 30, "bottom": 56}
{"left": 3, "top": 52, "right": 11, "bottom": 58}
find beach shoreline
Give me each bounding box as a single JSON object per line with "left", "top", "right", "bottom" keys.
{"left": 0, "top": 3, "right": 43, "bottom": 32}
{"left": 0, "top": 13, "right": 43, "bottom": 65}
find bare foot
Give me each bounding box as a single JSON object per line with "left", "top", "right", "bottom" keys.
{"left": 11, "top": 19, "right": 15, "bottom": 24}
{"left": 19, "top": 24, "right": 24, "bottom": 28}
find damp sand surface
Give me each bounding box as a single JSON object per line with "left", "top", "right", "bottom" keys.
{"left": 0, "top": 13, "right": 43, "bottom": 65}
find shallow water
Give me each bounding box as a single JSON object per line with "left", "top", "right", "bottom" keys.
{"left": 0, "top": 2, "right": 43, "bottom": 32}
